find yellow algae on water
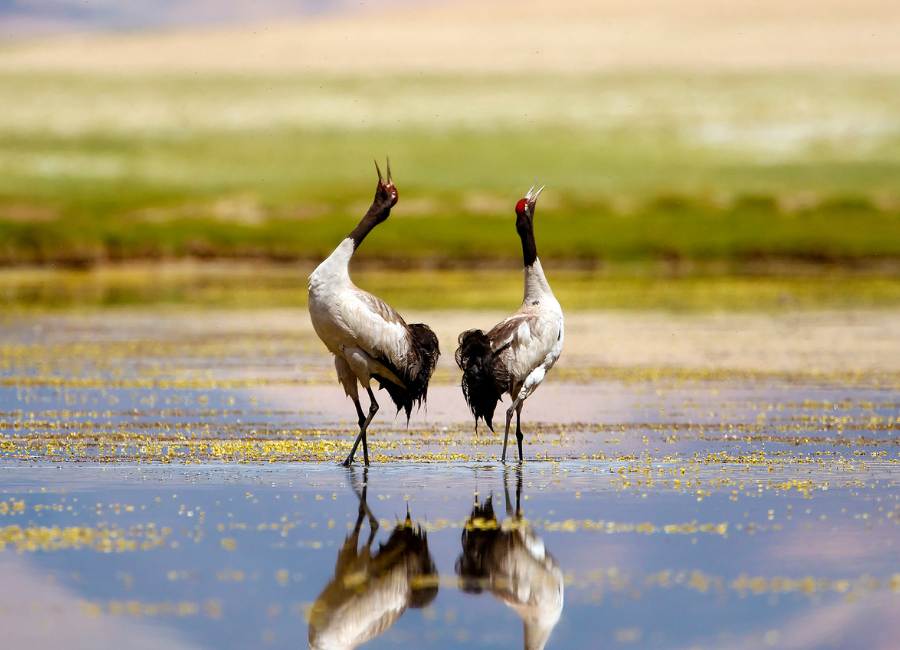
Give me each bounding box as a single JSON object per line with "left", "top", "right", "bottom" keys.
{"left": 465, "top": 516, "right": 498, "bottom": 531}
{"left": 0, "top": 524, "right": 169, "bottom": 553}
{"left": 0, "top": 499, "right": 25, "bottom": 515}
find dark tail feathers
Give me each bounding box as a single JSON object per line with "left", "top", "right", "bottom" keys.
{"left": 455, "top": 329, "right": 504, "bottom": 431}
{"left": 378, "top": 323, "right": 440, "bottom": 421}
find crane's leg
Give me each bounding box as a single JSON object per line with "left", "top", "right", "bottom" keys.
{"left": 502, "top": 367, "right": 546, "bottom": 463}
{"left": 335, "top": 356, "right": 367, "bottom": 467}
{"left": 502, "top": 405, "right": 518, "bottom": 463}
{"left": 340, "top": 395, "right": 366, "bottom": 466}
{"left": 501, "top": 402, "right": 526, "bottom": 463}
{"left": 502, "top": 382, "right": 522, "bottom": 463}
{"left": 340, "top": 347, "right": 386, "bottom": 466}
{"left": 515, "top": 401, "right": 525, "bottom": 462}
{"left": 361, "top": 386, "right": 379, "bottom": 466}
{"left": 343, "top": 384, "right": 379, "bottom": 466}
{"left": 502, "top": 408, "right": 513, "bottom": 463}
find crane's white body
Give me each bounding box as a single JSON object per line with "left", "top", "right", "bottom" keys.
{"left": 490, "top": 258, "right": 564, "bottom": 408}
{"left": 308, "top": 237, "right": 410, "bottom": 396}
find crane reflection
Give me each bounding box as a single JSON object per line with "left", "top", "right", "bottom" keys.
{"left": 308, "top": 468, "right": 439, "bottom": 650}
{"left": 456, "top": 467, "right": 564, "bottom": 650}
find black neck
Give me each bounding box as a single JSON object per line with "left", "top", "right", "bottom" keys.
{"left": 516, "top": 217, "right": 537, "bottom": 267}
{"left": 348, "top": 205, "right": 390, "bottom": 249}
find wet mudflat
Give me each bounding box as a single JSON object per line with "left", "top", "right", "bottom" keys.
{"left": 0, "top": 309, "right": 898, "bottom": 649}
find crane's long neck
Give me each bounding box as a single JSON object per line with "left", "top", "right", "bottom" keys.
{"left": 518, "top": 215, "right": 553, "bottom": 302}
{"left": 524, "top": 258, "right": 554, "bottom": 303}
{"left": 309, "top": 204, "right": 388, "bottom": 289}
{"left": 348, "top": 204, "right": 390, "bottom": 250}
{"left": 518, "top": 215, "right": 538, "bottom": 267}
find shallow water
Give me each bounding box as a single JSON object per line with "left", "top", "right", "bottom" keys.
{"left": 0, "top": 310, "right": 897, "bottom": 649}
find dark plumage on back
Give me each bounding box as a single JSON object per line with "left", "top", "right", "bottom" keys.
{"left": 375, "top": 323, "right": 440, "bottom": 421}
{"left": 455, "top": 329, "right": 509, "bottom": 431}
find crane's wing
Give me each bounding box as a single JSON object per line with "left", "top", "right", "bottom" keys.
{"left": 487, "top": 312, "right": 561, "bottom": 383}
{"left": 338, "top": 288, "right": 411, "bottom": 375}
{"left": 487, "top": 313, "right": 536, "bottom": 355}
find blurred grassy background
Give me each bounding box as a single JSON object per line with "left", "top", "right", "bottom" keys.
{"left": 1, "top": 1, "right": 899, "bottom": 310}
{"left": 2, "top": 72, "right": 899, "bottom": 268}
{"left": 3, "top": 264, "right": 899, "bottom": 311}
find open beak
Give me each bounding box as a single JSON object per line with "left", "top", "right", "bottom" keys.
{"left": 525, "top": 184, "right": 545, "bottom": 208}
{"left": 375, "top": 157, "right": 394, "bottom": 186}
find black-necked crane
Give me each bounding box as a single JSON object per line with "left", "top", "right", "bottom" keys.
{"left": 456, "top": 468, "right": 564, "bottom": 650}
{"left": 455, "top": 186, "right": 564, "bottom": 462}
{"left": 308, "top": 160, "right": 440, "bottom": 466}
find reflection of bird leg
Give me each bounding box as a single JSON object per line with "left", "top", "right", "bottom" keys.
{"left": 347, "top": 467, "right": 380, "bottom": 545}
{"left": 362, "top": 475, "right": 379, "bottom": 548}
{"left": 365, "top": 517, "right": 378, "bottom": 548}
{"left": 515, "top": 465, "right": 523, "bottom": 519}
{"left": 351, "top": 501, "right": 366, "bottom": 541}
{"left": 503, "top": 465, "right": 514, "bottom": 518}
{"left": 503, "top": 464, "right": 525, "bottom": 520}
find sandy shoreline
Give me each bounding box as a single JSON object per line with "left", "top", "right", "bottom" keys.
{"left": 3, "top": 307, "right": 897, "bottom": 377}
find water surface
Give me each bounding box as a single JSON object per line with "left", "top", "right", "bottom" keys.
{"left": 1, "top": 309, "right": 897, "bottom": 649}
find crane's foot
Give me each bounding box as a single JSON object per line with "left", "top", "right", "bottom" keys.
{"left": 341, "top": 456, "right": 354, "bottom": 467}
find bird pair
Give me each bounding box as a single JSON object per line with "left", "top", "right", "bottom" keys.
{"left": 307, "top": 160, "right": 564, "bottom": 466}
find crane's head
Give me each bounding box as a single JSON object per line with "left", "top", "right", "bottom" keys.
{"left": 515, "top": 184, "right": 544, "bottom": 232}
{"left": 372, "top": 157, "right": 399, "bottom": 217}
